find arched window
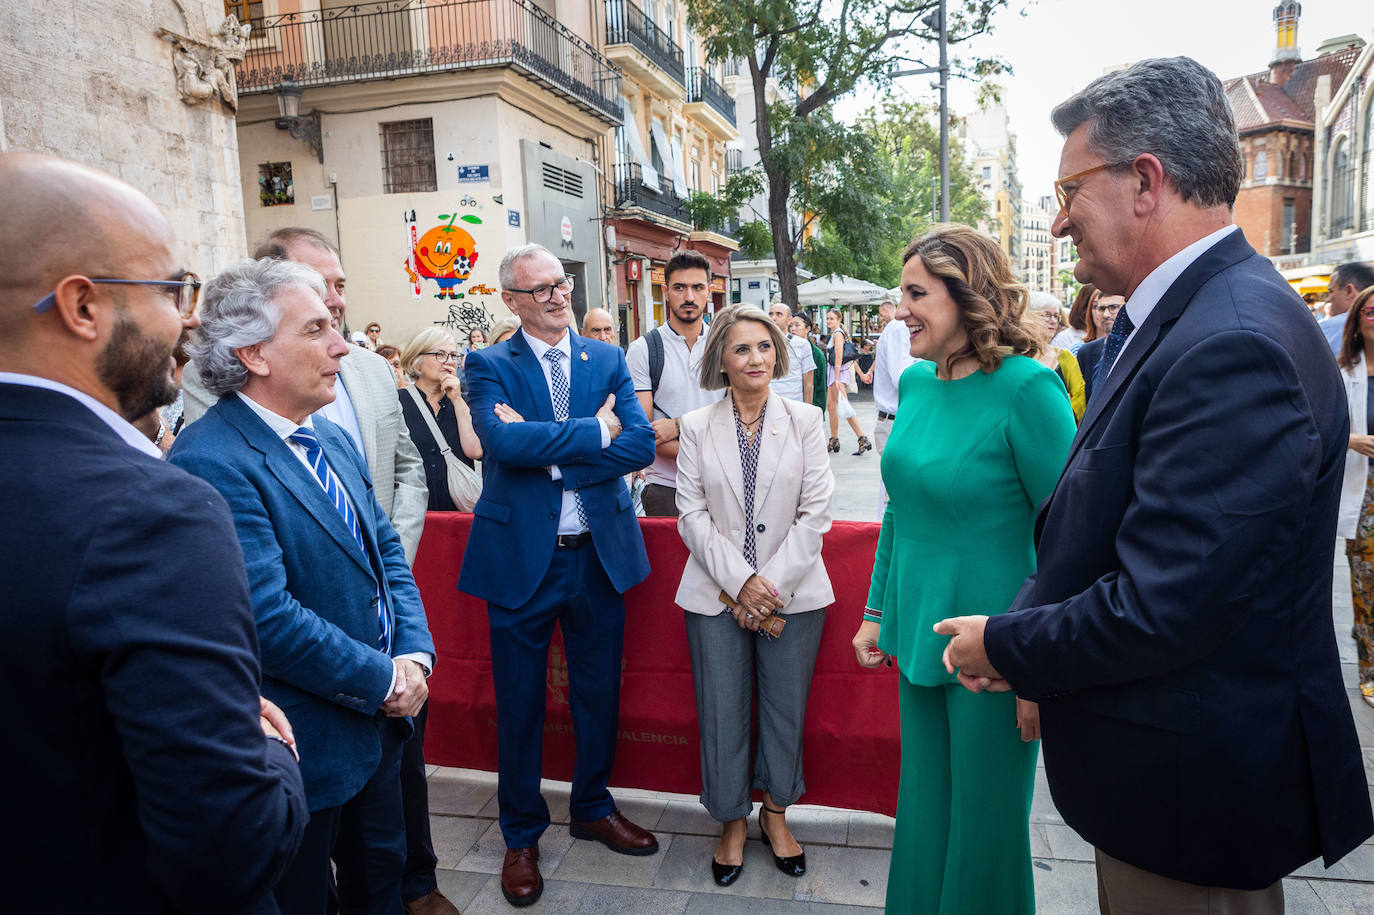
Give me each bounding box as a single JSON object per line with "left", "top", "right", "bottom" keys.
{"left": 1287, "top": 151, "right": 1296, "bottom": 179}
{"left": 1332, "top": 136, "right": 1354, "bottom": 234}
{"left": 1363, "top": 98, "right": 1374, "bottom": 231}
{"left": 1254, "top": 151, "right": 1268, "bottom": 179}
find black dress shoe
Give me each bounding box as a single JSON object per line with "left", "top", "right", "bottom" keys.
{"left": 711, "top": 856, "right": 743, "bottom": 886}
{"left": 759, "top": 805, "right": 806, "bottom": 877}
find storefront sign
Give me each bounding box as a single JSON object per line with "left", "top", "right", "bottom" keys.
{"left": 626, "top": 260, "right": 642, "bottom": 281}
{"left": 650, "top": 266, "right": 665, "bottom": 285}
{"left": 710, "top": 276, "right": 726, "bottom": 294}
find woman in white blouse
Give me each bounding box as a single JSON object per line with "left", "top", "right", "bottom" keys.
{"left": 1335, "top": 284, "right": 1374, "bottom": 709}
{"left": 674, "top": 305, "right": 835, "bottom": 887}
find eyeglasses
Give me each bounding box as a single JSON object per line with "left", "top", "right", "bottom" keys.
{"left": 32, "top": 272, "right": 201, "bottom": 317}
{"left": 424, "top": 351, "right": 461, "bottom": 363}
{"left": 1092, "top": 302, "right": 1123, "bottom": 314}
{"left": 505, "top": 274, "right": 575, "bottom": 303}
{"left": 1054, "top": 162, "right": 1129, "bottom": 215}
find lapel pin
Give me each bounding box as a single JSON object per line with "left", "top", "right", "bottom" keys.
{"left": 580, "top": 351, "right": 588, "bottom": 361}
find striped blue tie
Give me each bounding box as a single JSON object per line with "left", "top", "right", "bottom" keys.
{"left": 289, "top": 427, "right": 392, "bottom": 655}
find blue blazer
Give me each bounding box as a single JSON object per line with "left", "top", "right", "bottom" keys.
{"left": 984, "top": 230, "right": 1373, "bottom": 888}
{"left": 170, "top": 395, "right": 435, "bottom": 811}
{"left": 0, "top": 384, "right": 306, "bottom": 914}
{"left": 458, "top": 331, "right": 655, "bottom": 608}
{"left": 1075, "top": 336, "right": 1105, "bottom": 403}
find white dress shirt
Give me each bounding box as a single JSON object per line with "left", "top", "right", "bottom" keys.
{"left": 872, "top": 319, "right": 918, "bottom": 416}
{"left": 519, "top": 329, "right": 610, "bottom": 535}
{"left": 237, "top": 391, "right": 434, "bottom": 680}
{"left": 1102, "top": 224, "right": 1239, "bottom": 379}
{"left": 0, "top": 372, "right": 162, "bottom": 458}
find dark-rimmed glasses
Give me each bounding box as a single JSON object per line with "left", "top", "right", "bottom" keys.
{"left": 32, "top": 272, "right": 201, "bottom": 317}
{"left": 1092, "top": 301, "right": 1122, "bottom": 315}
{"left": 505, "top": 275, "right": 574, "bottom": 303}
{"left": 1054, "top": 162, "right": 1130, "bottom": 215}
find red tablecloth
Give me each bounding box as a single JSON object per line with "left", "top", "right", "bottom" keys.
{"left": 412, "top": 514, "right": 901, "bottom": 816}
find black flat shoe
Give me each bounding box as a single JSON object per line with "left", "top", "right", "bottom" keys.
{"left": 711, "top": 856, "right": 743, "bottom": 886}
{"left": 759, "top": 805, "right": 806, "bottom": 877}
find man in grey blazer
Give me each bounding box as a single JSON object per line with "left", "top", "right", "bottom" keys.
{"left": 182, "top": 229, "right": 428, "bottom": 561}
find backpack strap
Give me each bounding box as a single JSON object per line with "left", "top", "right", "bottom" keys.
{"left": 647, "top": 327, "right": 664, "bottom": 398}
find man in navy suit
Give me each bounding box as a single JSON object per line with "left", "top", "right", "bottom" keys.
{"left": 458, "top": 243, "right": 658, "bottom": 906}
{"left": 170, "top": 257, "right": 436, "bottom": 915}
{"left": 937, "top": 58, "right": 1373, "bottom": 909}
{"left": 0, "top": 152, "right": 308, "bottom": 913}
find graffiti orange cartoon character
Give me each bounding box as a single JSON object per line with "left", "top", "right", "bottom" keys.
{"left": 404, "top": 213, "right": 480, "bottom": 299}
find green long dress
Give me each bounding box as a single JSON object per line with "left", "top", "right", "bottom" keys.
{"left": 866, "top": 354, "right": 1075, "bottom": 914}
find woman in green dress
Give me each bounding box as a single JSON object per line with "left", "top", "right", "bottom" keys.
{"left": 851, "top": 224, "right": 1075, "bottom": 914}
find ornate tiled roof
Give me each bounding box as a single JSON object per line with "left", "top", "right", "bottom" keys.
{"left": 1224, "top": 44, "right": 1361, "bottom": 132}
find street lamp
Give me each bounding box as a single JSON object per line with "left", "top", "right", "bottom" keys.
{"left": 891, "top": 0, "right": 949, "bottom": 222}
{"left": 274, "top": 81, "right": 323, "bottom": 162}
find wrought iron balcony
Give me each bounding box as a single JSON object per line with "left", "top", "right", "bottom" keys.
{"left": 236, "top": 0, "right": 622, "bottom": 124}
{"left": 725, "top": 148, "right": 744, "bottom": 175}
{"left": 687, "top": 67, "right": 734, "bottom": 126}
{"left": 613, "top": 162, "right": 687, "bottom": 224}
{"left": 604, "top": 0, "right": 684, "bottom": 88}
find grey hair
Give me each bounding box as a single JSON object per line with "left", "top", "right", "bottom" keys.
{"left": 1050, "top": 57, "right": 1241, "bottom": 208}
{"left": 191, "top": 258, "right": 326, "bottom": 396}
{"left": 488, "top": 314, "right": 522, "bottom": 344}
{"left": 498, "top": 242, "right": 557, "bottom": 289}
{"left": 1027, "top": 291, "right": 1063, "bottom": 313}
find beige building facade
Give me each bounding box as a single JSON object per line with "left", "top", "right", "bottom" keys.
{"left": 0, "top": 0, "right": 250, "bottom": 273}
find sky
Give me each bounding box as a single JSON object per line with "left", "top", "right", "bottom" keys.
{"left": 855, "top": 0, "right": 1369, "bottom": 207}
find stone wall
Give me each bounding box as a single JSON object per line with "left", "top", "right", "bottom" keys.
{"left": 0, "top": 0, "right": 247, "bottom": 273}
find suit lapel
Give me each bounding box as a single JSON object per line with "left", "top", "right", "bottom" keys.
{"left": 338, "top": 353, "right": 378, "bottom": 471}
{"left": 708, "top": 398, "right": 747, "bottom": 515}
{"left": 569, "top": 333, "right": 592, "bottom": 417}
{"left": 751, "top": 393, "right": 790, "bottom": 512}
{"left": 220, "top": 398, "right": 373, "bottom": 575}
{"left": 507, "top": 331, "right": 556, "bottom": 421}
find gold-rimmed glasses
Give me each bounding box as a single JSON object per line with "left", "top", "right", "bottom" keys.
{"left": 1054, "top": 162, "right": 1130, "bottom": 215}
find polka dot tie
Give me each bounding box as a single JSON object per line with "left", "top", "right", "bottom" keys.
{"left": 1092, "top": 306, "right": 1136, "bottom": 394}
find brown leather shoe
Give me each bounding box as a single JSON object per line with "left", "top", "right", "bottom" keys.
{"left": 405, "top": 888, "right": 461, "bottom": 915}
{"left": 569, "top": 810, "right": 660, "bottom": 856}
{"left": 500, "top": 846, "right": 543, "bottom": 907}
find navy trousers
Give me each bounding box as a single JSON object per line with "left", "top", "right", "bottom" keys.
{"left": 487, "top": 540, "right": 626, "bottom": 848}
{"left": 400, "top": 701, "right": 439, "bottom": 903}
{"left": 273, "top": 718, "right": 408, "bottom": 915}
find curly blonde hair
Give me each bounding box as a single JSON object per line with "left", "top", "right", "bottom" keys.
{"left": 902, "top": 224, "right": 1036, "bottom": 377}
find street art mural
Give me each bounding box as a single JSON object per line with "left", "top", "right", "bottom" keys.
{"left": 404, "top": 211, "right": 481, "bottom": 300}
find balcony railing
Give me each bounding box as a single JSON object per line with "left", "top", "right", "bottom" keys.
{"left": 604, "top": 0, "right": 684, "bottom": 87}
{"left": 237, "top": 0, "right": 622, "bottom": 123}
{"left": 687, "top": 67, "right": 735, "bottom": 126}
{"left": 613, "top": 162, "right": 687, "bottom": 223}
{"left": 725, "top": 148, "right": 743, "bottom": 175}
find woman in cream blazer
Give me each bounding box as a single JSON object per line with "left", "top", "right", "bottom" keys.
{"left": 674, "top": 305, "right": 834, "bottom": 888}
{"left": 1336, "top": 285, "right": 1374, "bottom": 709}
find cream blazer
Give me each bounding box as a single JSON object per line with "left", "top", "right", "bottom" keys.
{"left": 674, "top": 392, "right": 835, "bottom": 614}
{"left": 1339, "top": 351, "right": 1368, "bottom": 540}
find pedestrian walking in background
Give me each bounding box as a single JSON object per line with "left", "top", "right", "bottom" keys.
{"left": 852, "top": 224, "right": 1076, "bottom": 913}
{"left": 825, "top": 309, "right": 869, "bottom": 454}
{"left": 1336, "top": 284, "right": 1374, "bottom": 709}
{"left": 790, "top": 312, "right": 829, "bottom": 416}
{"left": 675, "top": 305, "right": 834, "bottom": 888}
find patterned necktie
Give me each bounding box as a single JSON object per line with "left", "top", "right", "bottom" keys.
{"left": 1092, "top": 306, "right": 1136, "bottom": 394}
{"left": 289, "top": 427, "right": 392, "bottom": 655}
{"left": 543, "top": 348, "right": 588, "bottom": 530}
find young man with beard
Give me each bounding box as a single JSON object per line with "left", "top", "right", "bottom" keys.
{"left": 0, "top": 152, "right": 307, "bottom": 913}
{"left": 625, "top": 250, "right": 725, "bottom": 516}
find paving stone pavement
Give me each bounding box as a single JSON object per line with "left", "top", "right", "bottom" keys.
{"left": 424, "top": 390, "right": 1374, "bottom": 913}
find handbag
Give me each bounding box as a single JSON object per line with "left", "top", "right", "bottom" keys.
{"left": 406, "top": 386, "right": 482, "bottom": 511}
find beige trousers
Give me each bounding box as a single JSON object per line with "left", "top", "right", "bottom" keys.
{"left": 873, "top": 415, "right": 894, "bottom": 516}
{"left": 1095, "top": 849, "right": 1284, "bottom": 915}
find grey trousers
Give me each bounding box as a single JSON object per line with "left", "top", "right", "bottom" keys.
{"left": 684, "top": 607, "right": 826, "bottom": 823}
{"left": 1095, "top": 849, "right": 1284, "bottom": 915}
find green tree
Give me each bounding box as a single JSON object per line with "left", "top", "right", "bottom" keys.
{"left": 688, "top": 0, "right": 1011, "bottom": 306}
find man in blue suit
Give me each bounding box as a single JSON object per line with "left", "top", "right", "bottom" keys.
{"left": 459, "top": 243, "right": 658, "bottom": 907}
{"left": 0, "top": 152, "right": 308, "bottom": 913}
{"left": 171, "top": 257, "right": 436, "bottom": 915}
{"left": 937, "top": 58, "right": 1373, "bottom": 910}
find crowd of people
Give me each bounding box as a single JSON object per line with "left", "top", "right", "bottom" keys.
{"left": 5, "top": 53, "right": 1374, "bottom": 915}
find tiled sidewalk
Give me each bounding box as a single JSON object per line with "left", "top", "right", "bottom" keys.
{"left": 422, "top": 393, "right": 1374, "bottom": 913}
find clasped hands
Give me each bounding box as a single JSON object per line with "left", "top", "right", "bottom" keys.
{"left": 734, "top": 574, "right": 782, "bottom": 631}
{"left": 493, "top": 394, "right": 621, "bottom": 440}
{"left": 382, "top": 658, "right": 428, "bottom": 718}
